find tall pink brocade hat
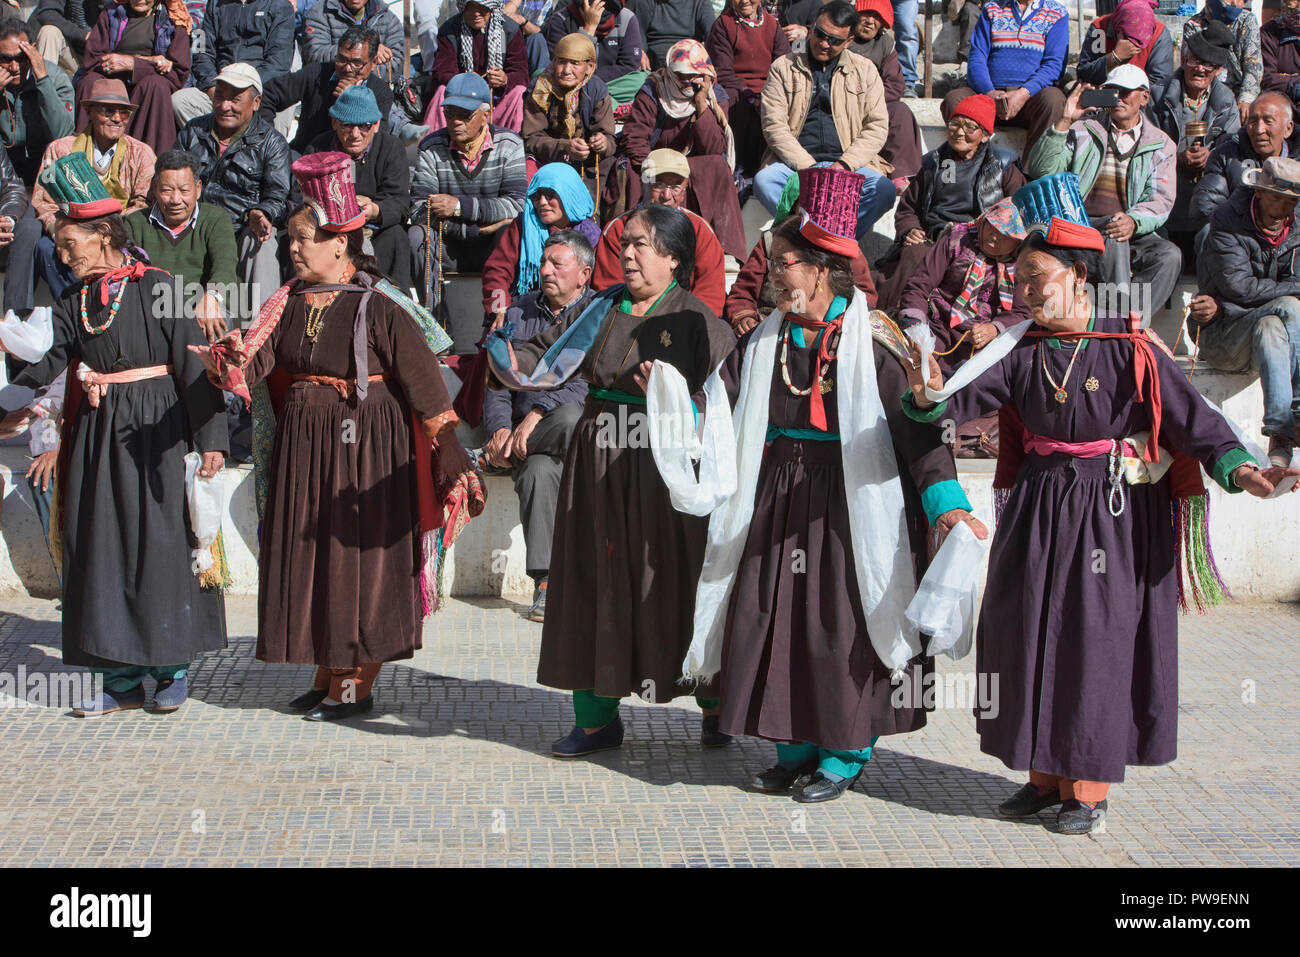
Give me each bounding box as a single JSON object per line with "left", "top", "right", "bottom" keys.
{"left": 291, "top": 151, "right": 366, "bottom": 232}
{"left": 796, "top": 166, "right": 863, "bottom": 258}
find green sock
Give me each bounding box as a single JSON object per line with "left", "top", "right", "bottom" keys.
{"left": 572, "top": 689, "right": 621, "bottom": 729}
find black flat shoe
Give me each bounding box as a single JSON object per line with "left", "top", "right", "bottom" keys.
{"left": 1056, "top": 798, "right": 1107, "bottom": 835}
{"left": 303, "top": 695, "right": 375, "bottom": 722}
{"left": 997, "top": 782, "right": 1064, "bottom": 818}
{"left": 750, "top": 757, "right": 819, "bottom": 794}
{"left": 792, "top": 769, "right": 864, "bottom": 803}
{"left": 288, "top": 688, "right": 329, "bottom": 712}
{"left": 551, "top": 718, "right": 625, "bottom": 757}
{"left": 700, "top": 714, "right": 733, "bottom": 748}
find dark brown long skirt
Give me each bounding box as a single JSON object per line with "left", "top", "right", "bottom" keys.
{"left": 537, "top": 396, "right": 716, "bottom": 702}
{"left": 256, "top": 380, "right": 423, "bottom": 667}
{"left": 718, "top": 437, "right": 931, "bottom": 751}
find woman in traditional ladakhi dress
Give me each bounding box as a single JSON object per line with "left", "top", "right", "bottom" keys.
{"left": 193, "top": 153, "right": 477, "bottom": 722}
{"left": 901, "top": 192, "right": 1300, "bottom": 833}
{"left": 686, "top": 168, "right": 987, "bottom": 804}
{"left": 485, "top": 202, "right": 737, "bottom": 757}
{"left": 7, "top": 152, "right": 228, "bottom": 716}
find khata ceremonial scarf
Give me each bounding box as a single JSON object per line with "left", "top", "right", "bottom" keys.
{"left": 73, "top": 131, "right": 129, "bottom": 205}
{"left": 459, "top": 0, "right": 507, "bottom": 72}
{"left": 519, "top": 162, "right": 594, "bottom": 294}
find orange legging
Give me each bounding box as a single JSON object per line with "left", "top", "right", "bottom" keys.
{"left": 311, "top": 664, "right": 382, "bottom": 702}
{"left": 1029, "top": 770, "right": 1111, "bottom": 803}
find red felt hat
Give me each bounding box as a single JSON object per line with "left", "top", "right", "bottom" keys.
{"left": 797, "top": 167, "right": 864, "bottom": 258}
{"left": 1043, "top": 217, "right": 1107, "bottom": 253}
{"left": 951, "top": 93, "right": 996, "bottom": 135}
{"left": 855, "top": 0, "right": 894, "bottom": 28}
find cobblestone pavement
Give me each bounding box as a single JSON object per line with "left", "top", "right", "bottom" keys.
{"left": 0, "top": 596, "right": 1296, "bottom": 867}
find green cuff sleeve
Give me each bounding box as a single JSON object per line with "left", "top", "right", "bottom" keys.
{"left": 1213, "top": 447, "right": 1262, "bottom": 493}
{"left": 921, "top": 479, "right": 973, "bottom": 527}
{"left": 901, "top": 389, "right": 949, "bottom": 423}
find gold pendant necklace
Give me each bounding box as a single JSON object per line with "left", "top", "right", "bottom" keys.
{"left": 1040, "top": 337, "right": 1085, "bottom": 404}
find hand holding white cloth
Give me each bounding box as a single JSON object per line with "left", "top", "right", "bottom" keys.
{"left": 184, "top": 451, "right": 235, "bottom": 576}
{"left": 905, "top": 519, "right": 987, "bottom": 660}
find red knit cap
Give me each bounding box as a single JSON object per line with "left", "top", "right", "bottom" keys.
{"left": 951, "top": 94, "right": 996, "bottom": 135}
{"left": 854, "top": 0, "right": 894, "bottom": 28}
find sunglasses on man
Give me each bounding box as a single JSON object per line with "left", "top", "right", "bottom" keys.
{"left": 811, "top": 24, "right": 851, "bottom": 47}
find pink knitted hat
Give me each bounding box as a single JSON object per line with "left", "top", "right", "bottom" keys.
{"left": 291, "top": 152, "right": 365, "bottom": 233}
{"left": 797, "top": 167, "right": 864, "bottom": 258}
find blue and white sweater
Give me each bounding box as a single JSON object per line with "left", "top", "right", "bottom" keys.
{"left": 968, "top": 0, "right": 1069, "bottom": 97}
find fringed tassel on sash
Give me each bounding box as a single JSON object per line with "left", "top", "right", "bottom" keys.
{"left": 992, "top": 486, "right": 1012, "bottom": 525}
{"left": 198, "top": 529, "right": 233, "bottom": 591}
{"left": 1174, "top": 493, "right": 1231, "bottom": 613}
{"left": 419, "top": 527, "right": 441, "bottom": 618}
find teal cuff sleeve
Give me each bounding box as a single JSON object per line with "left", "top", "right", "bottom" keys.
{"left": 901, "top": 389, "right": 949, "bottom": 423}
{"left": 921, "top": 479, "right": 973, "bottom": 527}
{"left": 1214, "top": 447, "right": 1261, "bottom": 493}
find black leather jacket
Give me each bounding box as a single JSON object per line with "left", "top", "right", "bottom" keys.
{"left": 175, "top": 114, "right": 291, "bottom": 227}
{"left": 0, "top": 146, "right": 29, "bottom": 224}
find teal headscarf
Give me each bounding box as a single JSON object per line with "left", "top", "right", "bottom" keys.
{"left": 520, "top": 163, "right": 595, "bottom": 294}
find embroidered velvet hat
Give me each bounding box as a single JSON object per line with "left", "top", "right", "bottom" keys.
{"left": 38, "top": 152, "right": 123, "bottom": 220}
{"left": 1012, "top": 172, "right": 1090, "bottom": 231}
{"left": 796, "top": 166, "right": 863, "bottom": 258}
{"left": 292, "top": 152, "right": 366, "bottom": 232}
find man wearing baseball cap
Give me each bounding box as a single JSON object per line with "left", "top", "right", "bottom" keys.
{"left": 1149, "top": 20, "right": 1241, "bottom": 254}
{"left": 589, "top": 147, "right": 727, "bottom": 317}
{"left": 176, "top": 62, "right": 292, "bottom": 317}
{"left": 409, "top": 70, "right": 526, "bottom": 345}
{"left": 1027, "top": 65, "right": 1181, "bottom": 324}
{"left": 1194, "top": 155, "right": 1300, "bottom": 469}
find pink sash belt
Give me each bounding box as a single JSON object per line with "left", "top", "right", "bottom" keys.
{"left": 1023, "top": 428, "right": 1133, "bottom": 459}
{"left": 78, "top": 363, "right": 174, "bottom": 408}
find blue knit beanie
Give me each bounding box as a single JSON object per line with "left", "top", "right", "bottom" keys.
{"left": 330, "top": 86, "right": 382, "bottom": 125}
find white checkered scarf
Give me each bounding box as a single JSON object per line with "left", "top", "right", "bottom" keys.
{"left": 459, "top": 0, "right": 507, "bottom": 72}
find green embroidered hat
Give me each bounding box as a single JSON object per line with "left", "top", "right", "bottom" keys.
{"left": 38, "top": 152, "right": 123, "bottom": 220}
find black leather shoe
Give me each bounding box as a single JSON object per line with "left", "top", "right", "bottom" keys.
{"left": 551, "top": 717, "right": 624, "bottom": 757}
{"left": 751, "top": 757, "right": 819, "bottom": 794}
{"left": 1056, "top": 798, "right": 1107, "bottom": 835}
{"left": 288, "top": 688, "right": 329, "bottom": 712}
{"left": 792, "top": 769, "right": 864, "bottom": 803}
{"left": 700, "top": 714, "right": 732, "bottom": 748}
{"left": 303, "top": 695, "right": 375, "bottom": 722}
{"left": 997, "top": 782, "right": 1064, "bottom": 818}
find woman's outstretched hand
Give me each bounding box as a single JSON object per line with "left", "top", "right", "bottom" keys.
{"left": 904, "top": 351, "right": 944, "bottom": 408}
{"left": 1234, "top": 465, "right": 1300, "bottom": 497}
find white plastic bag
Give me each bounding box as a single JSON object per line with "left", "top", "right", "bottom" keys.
{"left": 184, "top": 451, "right": 236, "bottom": 575}
{"left": 905, "top": 520, "right": 987, "bottom": 660}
